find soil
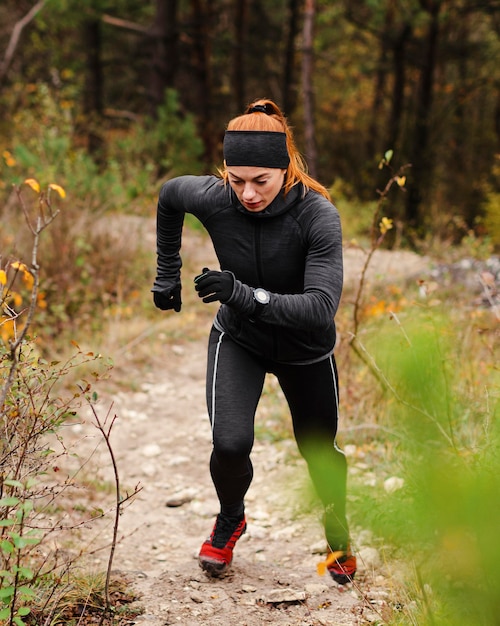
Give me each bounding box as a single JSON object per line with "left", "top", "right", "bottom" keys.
{"left": 60, "top": 228, "right": 435, "bottom": 626}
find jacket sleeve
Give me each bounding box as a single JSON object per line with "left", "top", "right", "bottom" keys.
{"left": 225, "top": 200, "right": 343, "bottom": 330}
{"left": 152, "top": 176, "right": 221, "bottom": 294}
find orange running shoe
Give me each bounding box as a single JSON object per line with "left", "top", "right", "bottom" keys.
{"left": 199, "top": 514, "right": 247, "bottom": 576}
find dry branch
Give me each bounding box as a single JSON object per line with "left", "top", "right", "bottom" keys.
{"left": 0, "top": 0, "right": 47, "bottom": 84}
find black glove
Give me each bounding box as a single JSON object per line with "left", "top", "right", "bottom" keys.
{"left": 194, "top": 268, "right": 234, "bottom": 303}
{"left": 153, "top": 286, "right": 182, "bottom": 312}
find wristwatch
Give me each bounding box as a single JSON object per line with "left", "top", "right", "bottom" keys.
{"left": 253, "top": 287, "right": 270, "bottom": 316}
{"left": 253, "top": 287, "right": 270, "bottom": 305}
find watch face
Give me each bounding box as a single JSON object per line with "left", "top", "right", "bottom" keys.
{"left": 254, "top": 288, "right": 270, "bottom": 305}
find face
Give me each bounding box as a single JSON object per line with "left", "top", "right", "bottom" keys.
{"left": 227, "top": 166, "right": 287, "bottom": 212}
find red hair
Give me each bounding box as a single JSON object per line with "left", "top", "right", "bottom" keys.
{"left": 221, "top": 99, "right": 331, "bottom": 200}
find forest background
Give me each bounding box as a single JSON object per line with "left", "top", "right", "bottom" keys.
{"left": 0, "top": 1, "right": 499, "bottom": 626}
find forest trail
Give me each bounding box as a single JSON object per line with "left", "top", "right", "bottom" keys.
{"left": 64, "top": 229, "right": 431, "bottom": 625}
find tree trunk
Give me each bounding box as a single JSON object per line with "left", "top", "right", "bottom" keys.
{"left": 282, "top": 0, "right": 300, "bottom": 116}
{"left": 191, "top": 0, "right": 217, "bottom": 166}
{"left": 385, "top": 21, "right": 411, "bottom": 154}
{"left": 366, "top": 2, "right": 393, "bottom": 159}
{"left": 302, "top": 0, "right": 317, "bottom": 179}
{"left": 82, "top": 19, "right": 104, "bottom": 158}
{"left": 233, "top": 0, "right": 249, "bottom": 113}
{"left": 150, "top": 0, "right": 179, "bottom": 113}
{"left": 405, "top": 1, "right": 440, "bottom": 231}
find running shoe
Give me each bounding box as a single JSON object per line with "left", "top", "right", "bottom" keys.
{"left": 326, "top": 544, "right": 357, "bottom": 585}
{"left": 198, "top": 513, "right": 247, "bottom": 576}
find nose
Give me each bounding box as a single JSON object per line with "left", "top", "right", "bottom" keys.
{"left": 242, "top": 183, "right": 256, "bottom": 200}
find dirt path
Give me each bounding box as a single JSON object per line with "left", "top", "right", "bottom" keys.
{"left": 70, "top": 336, "right": 390, "bottom": 626}
{"left": 60, "top": 228, "right": 433, "bottom": 625}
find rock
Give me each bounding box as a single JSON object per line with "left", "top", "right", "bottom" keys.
{"left": 305, "top": 582, "right": 329, "bottom": 595}
{"left": 141, "top": 443, "right": 162, "bottom": 458}
{"left": 358, "top": 546, "right": 382, "bottom": 569}
{"left": 261, "top": 588, "right": 306, "bottom": 604}
{"left": 190, "top": 591, "right": 204, "bottom": 603}
{"left": 384, "top": 476, "right": 404, "bottom": 493}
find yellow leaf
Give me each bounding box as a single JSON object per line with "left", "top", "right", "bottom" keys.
{"left": 317, "top": 562, "right": 327, "bottom": 576}
{"left": 316, "top": 550, "right": 344, "bottom": 576}
{"left": 24, "top": 178, "right": 40, "bottom": 193}
{"left": 48, "top": 183, "right": 66, "bottom": 199}
{"left": 396, "top": 176, "right": 406, "bottom": 187}
{"left": 2, "top": 150, "right": 16, "bottom": 167}
{"left": 10, "top": 261, "right": 28, "bottom": 272}
{"left": 0, "top": 270, "right": 6, "bottom": 286}
{"left": 379, "top": 217, "right": 394, "bottom": 235}
{"left": 21, "top": 272, "right": 34, "bottom": 290}
{"left": 0, "top": 319, "right": 15, "bottom": 343}
{"left": 13, "top": 292, "right": 23, "bottom": 308}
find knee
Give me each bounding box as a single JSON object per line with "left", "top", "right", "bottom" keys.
{"left": 212, "top": 437, "right": 253, "bottom": 468}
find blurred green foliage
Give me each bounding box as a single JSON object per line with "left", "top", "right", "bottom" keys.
{"left": 348, "top": 308, "right": 499, "bottom": 625}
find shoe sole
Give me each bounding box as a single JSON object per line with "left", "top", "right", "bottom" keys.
{"left": 199, "top": 556, "right": 231, "bottom": 577}
{"left": 330, "top": 571, "right": 355, "bottom": 585}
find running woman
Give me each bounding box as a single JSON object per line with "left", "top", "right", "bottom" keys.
{"left": 152, "top": 99, "right": 356, "bottom": 584}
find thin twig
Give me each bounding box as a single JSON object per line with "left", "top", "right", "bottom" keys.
{"left": 81, "top": 399, "right": 141, "bottom": 625}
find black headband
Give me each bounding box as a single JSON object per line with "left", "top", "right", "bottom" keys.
{"left": 223, "top": 130, "right": 290, "bottom": 169}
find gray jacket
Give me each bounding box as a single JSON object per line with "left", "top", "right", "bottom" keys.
{"left": 154, "top": 175, "right": 343, "bottom": 364}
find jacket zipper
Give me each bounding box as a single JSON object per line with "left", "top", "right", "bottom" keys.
{"left": 254, "top": 221, "right": 264, "bottom": 284}
{"left": 254, "top": 221, "right": 278, "bottom": 359}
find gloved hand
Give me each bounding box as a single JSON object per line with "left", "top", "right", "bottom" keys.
{"left": 153, "top": 286, "right": 182, "bottom": 312}
{"left": 194, "top": 268, "right": 234, "bottom": 303}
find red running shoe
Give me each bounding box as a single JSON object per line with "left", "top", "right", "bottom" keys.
{"left": 327, "top": 545, "right": 357, "bottom": 585}
{"left": 199, "top": 514, "right": 247, "bottom": 576}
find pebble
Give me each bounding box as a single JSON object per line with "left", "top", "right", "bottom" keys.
{"left": 384, "top": 476, "right": 404, "bottom": 493}
{"left": 358, "top": 546, "right": 382, "bottom": 569}
{"left": 261, "top": 589, "right": 306, "bottom": 604}
{"left": 141, "top": 443, "right": 162, "bottom": 457}
{"left": 305, "top": 582, "right": 329, "bottom": 594}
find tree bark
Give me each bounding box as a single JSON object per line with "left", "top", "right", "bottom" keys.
{"left": 405, "top": 0, "right": 440, "bottom": 230}
{"left": 83, "top": 19, "right": 104, "bottom": 157}
{"left": 385, "top": 21, "right": 411, "bottom": 154}
{"left": 232, "top": 0, "right": 249, "bottom": 113}
{"left": 191, "top": 0, "right": 217, "bottom": 166}
{"left": 282, "top": 0, "right": 300, "bottom": 116}
{"left": 302, "top": 0, "right": 317, "bottom": 179}
{"left": 366, "top": 2, "right": 393, "bottom": 159}
{"left": 150, "top": 0, "right": 179, "bottom": 113}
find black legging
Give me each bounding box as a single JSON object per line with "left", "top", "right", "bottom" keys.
{"left": 206, "top": 326, "right": 349, "bottom": 546}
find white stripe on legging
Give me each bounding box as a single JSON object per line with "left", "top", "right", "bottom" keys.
{"left": 328, "top": 355, "right": 345, "bottom": 455}
{"left": 211, "top": 331, "right": 225, "bottom": 438}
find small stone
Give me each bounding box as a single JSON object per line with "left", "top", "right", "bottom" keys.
{"left": 384, "top": 476, "right": 404, "bottom": 493}
{"left": 262, "top": 589, "right": 306, "bottom": 604}
{"left": 190, "top": 591, "right": 204, "bottom": 603}
{"left": 305, "top": 583, "right": 329, "bottom": 595}
{"left": 142, "top": 443, "right": 162, "bottom": 458}
{"left": 358, "top": 546, "right": 381, "bottom": 569}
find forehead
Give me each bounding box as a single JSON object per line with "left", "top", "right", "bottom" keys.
{"left": 227, "top": 166, "right": 277, "bottom": 180}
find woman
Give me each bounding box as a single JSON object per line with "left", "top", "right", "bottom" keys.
{"left": 152, "top": 99, "right": 356, "bottom": 584}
